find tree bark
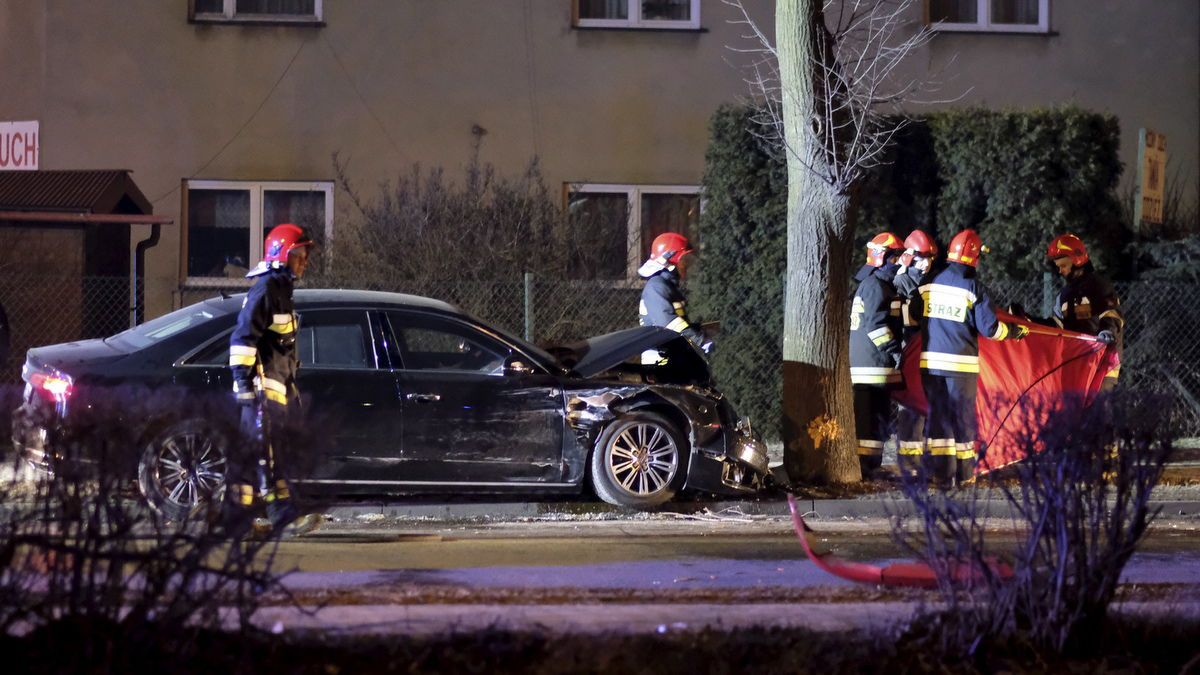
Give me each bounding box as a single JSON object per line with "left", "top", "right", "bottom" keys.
{"left": 777, "top": 0, "right": 861, "bottom": 484}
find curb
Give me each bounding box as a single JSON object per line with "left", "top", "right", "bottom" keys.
{"left": 318, "top": 497, "right": 1200, "bottom": 523}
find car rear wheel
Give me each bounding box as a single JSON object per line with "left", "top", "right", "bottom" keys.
{"left": 590, "top": 411, "right": 688, "bottom": 509}
{"left": 137, "top": 419, "right": 229, "bottom": 522}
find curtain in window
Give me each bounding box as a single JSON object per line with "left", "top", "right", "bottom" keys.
{"left": 991, "top": 0, "right": 1039, "bottom": 25}
{"left": 187, "top": 189, "right": 250, "bottom": 278}
{"left": 640, "top": 194, "right": 699, "bottom": 257}
{"left": 235, "top": 0, "right": 316, "bottom": 16}
{"left": 264, "top": 189, "right": 325, "bottom": 266}
{"left": 929, "top": 0, "right": 978, "bottom": 23}
{"left": 578, "top": 0, "right": 628, "bottom": 20}
{"left": 641, "top": 0, "right": 691, "bottom": 21}
{"left": 567, "top": 192, "right": 630, "bottom": 279}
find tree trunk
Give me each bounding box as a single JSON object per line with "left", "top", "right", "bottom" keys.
{"left": 777, "top": 0, "right": 860, "bottom": 484}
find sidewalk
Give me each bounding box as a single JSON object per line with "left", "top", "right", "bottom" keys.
{"left": 315, "top": 483, "right": 1200, "bottom": 526}
{"left": 242, "top": 599, "right": 1200, "bottom": 637}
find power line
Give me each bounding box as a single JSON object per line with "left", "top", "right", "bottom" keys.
{"left": 321, "top": 31, "right": 409, "bottom": 165}
{"left": 151, "top": 39, "right": 308, "bottom": 206}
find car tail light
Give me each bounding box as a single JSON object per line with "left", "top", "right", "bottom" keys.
{"left": 28, "top": 370, "right": 74, "bottom": 403}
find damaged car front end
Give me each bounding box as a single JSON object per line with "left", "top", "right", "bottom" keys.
{"left": 556, "top": 326, "right": 769, "bottom": 506}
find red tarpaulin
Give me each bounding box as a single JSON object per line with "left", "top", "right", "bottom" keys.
{"left": 891, "top": 311, "right": 1121, "bottom": 474}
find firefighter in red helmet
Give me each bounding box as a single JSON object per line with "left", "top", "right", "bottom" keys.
{"left": 914, "top": 229, "right": 1028, "bottom": 486}
{"left": 224, "top": 223, "right": 314, "bottom": 536}
{"left": 638, "top": 232, "right": 711, "bottom": 364}
{"left": 1014, "top": 234, "right": 1123, "bottom": 388}
{"left": 849, "top": 232, "right": 906, "bottom": 477}
{"left": 892, "top": 229, "right": 938, "bottom": 477}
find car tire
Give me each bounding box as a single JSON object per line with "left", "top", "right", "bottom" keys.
{"left": 137, "top": 419, "right": 229, "bottom": 522}
{"left": 590, "top": 411, "right": 689, "bottom": 509}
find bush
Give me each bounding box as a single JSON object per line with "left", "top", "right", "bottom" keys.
{"left": 322, "top": 150, "right": 626, "bottom": 288}
{"left": 691, "top": 106, "right": 788, "bottom": 437}
{"left": 0, "top": 388, "right": 295, "bottom": 672}
{"left": 892, "top": 391, "right": 1172, "bottom": 657}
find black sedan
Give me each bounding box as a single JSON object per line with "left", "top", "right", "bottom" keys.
{"left": 13, "top": 290, "right": 767, "bottom": 517}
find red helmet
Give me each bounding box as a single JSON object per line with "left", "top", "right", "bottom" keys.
{"left": 865, "top": 231, "right": 904, "bottom": 267}
{"left": 1046, "top": 233, "right": 1089, "bottom": 267}
{"left": 899, "top": 229, "right": 937, "bottom": 267}
{"left": 648, "top": 232, "right": 694, "bottom": 266}
{"left": 263, "top": 223, "right": 314, "bottom": 265}
{"left": 947, "top": 229, "right": 988, "bottom": 267}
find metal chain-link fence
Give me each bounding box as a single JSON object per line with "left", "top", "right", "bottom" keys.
{"left": 7, "top": 272, "right": 1200, "bottom": 441}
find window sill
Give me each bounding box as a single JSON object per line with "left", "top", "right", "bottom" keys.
{"left": 930, "top": 25, "right": 1056, "bottom": 36}
{"left": 572, "top": 25, "right": 707, "bottom": 34}
{"left": 183, "top": 277, "right": 254, "bottom": 289}
{"left": 189, "top": 16, "right": 325, "bottom": 27}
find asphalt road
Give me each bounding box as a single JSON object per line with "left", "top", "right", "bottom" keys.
{"left": 270, "top": 519, "right": 1200, "bottom": 594}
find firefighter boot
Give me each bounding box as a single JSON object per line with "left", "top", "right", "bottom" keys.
{"left": 217, "top": 483, "right": 258, "bottom": 540}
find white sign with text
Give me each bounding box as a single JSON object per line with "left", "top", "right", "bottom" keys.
{"left": 0, "top": 121, "right": 39, "bottom": 170}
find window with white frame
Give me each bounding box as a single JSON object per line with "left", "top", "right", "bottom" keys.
{"left": 928, "top": 0, "right": 1049, "bottom": 33}
{"left": 191, "top": 0, "right": 322, "bottom": 24}
{"left": 566, "top": 184, "right": 701, "bottom": 279}
{"left": 183, "top": 180, "right": 332, "bottom": 284}
{"left": 575, "top": 0, "right": 701, "bottom": 30}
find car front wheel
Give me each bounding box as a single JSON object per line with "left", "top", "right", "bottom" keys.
{"left": 590, "top": 411, "right": 688, "bottom": 509}
{"left": 137, "top": 419, "right": 229, "bottom": 522}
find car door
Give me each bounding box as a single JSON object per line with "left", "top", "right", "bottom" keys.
{"left": 177, "top": 308, "right": 403, "bottom": 484}
{"left": 384, "top": 310, "right": 566, "bottom": 485}
{"left": 291, "top": 308, "right": 404, "bottom": 483}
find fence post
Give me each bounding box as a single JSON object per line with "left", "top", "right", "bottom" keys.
{"left": 1041, "top": 271, "right": 1054, "bottom": 318}
{"left": 523, "top": 271, "right": 534, "bottom": 342}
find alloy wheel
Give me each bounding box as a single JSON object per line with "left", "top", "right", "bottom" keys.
{"left": 606, "top": 422, "right": 680, "bottom": 496}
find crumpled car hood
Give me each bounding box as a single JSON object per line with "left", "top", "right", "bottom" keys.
{"left": 564, "top": 326, "right": 709, "bottom": 381}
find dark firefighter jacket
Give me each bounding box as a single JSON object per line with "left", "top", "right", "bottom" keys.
{"left": 1051, "top": 266, "right": 1124, "bottom": 351}
{"left": 915, "top": 262, "right": 1017, "bottom": 377}
{"left": 639, "top": 268, "right": 705, "bottom": 348}
{"left": 229, "top": 268, "right": 300, "bottom": 407}
{"left": 893, "top": 266, "right": 927, "bottom": 341}
{"left": 850, "top": 263, "right": 903, "bottom": 386}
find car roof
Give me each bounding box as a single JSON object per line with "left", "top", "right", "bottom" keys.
{"left": 200, "top": 288, "right": 461, "bottom": 315}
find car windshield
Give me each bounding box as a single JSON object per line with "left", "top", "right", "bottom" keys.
{"left": 107, "top": 303, "right": 221, "bottom": 350}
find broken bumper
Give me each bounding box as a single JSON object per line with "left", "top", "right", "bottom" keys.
{"left": 684, "top": 420, "right": 768, "bottom": 496}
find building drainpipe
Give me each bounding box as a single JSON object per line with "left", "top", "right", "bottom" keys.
{"left": 132, "top": 224, "right": 161, "bottom": 326}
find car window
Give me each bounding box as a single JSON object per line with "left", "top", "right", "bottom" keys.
{"left": 387, "top": 311, "right": 510, "bottom": 375}
{"left": 187, "top": 309, "right": 375, "bottom": 369}
{"left": 297, "top": 310, "right": 374, "bottom": 369}
{"left": 110, "top": 304, "right": 222, "bottom": 350}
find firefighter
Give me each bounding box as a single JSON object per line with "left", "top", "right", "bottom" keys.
{"left": 892, "top": 229, "right": 938, "bottom": 477}
{"left": 1021, "top": 234, "right": 1124, "bottom": 388}
{"left": 225, "top": 223, "right": 314, "bottom": 536}
{"left": 849, "top": 232, "right": 906, "bottom": 477}
{"left": 917, "top": 229, "right": 1028, "bottom": 486}
{"left": 638, "top": 232, "right": 711, "bottom": 364}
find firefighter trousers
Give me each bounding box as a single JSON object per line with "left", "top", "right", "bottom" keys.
{"left": 225, "top": 399, "right": 296, "bottom": 527}
{"left": 895, "top": 403, "right": 925, "bottom": 477}
{"left": 853, "top": 384, "right": 892, "bottom": 476}
{"left": 921, "top": 372, "right": 978, "bottom": 485}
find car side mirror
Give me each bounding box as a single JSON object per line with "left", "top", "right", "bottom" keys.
{"left": 503, "top": 356, "right": 535, "bottom": 377}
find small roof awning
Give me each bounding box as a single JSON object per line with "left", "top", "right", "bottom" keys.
{"left": 0, "top": 170, "right": 173, "bottom": 225}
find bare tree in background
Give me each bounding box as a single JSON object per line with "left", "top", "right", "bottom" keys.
{"left": 724, "top": 0, "right": 936, "bottom": 483}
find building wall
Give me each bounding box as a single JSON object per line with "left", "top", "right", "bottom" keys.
{"left": 0, "top": 1, "right": 1196, "bottom": 320}
{"left": 909, "top": 0, "right": 1199, "bottom": 209}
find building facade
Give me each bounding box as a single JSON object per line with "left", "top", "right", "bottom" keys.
{"left": 1, "top": 0, "right": 1196, "bottom": 320}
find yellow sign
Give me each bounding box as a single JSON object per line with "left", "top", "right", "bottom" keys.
{"left": 1140, "top": 129, "right": 1166, "bottom": 225}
